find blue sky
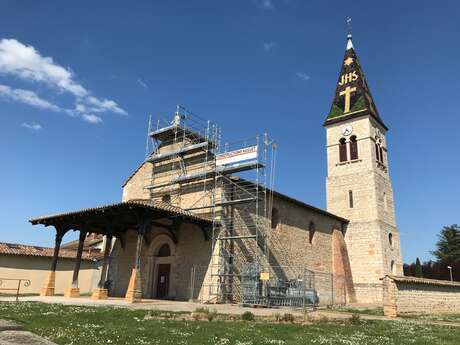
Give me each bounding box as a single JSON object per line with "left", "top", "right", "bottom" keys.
{"left": 0, "top": 0, "right": 458, "bottom": 263}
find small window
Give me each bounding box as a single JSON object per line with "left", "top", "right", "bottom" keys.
{"left": 390, "top": 260, "right": 395, "bottom": 275}
{"left": 157, "top": 244, "right": 171, "bottom": 257}
{"left": 162, "top": 194, "right": 171, "bottom": 204}
{"left": 389, "top": 233, "right": 393, "bottom": 247}
{"left": 348, "top": 190, "right": 354, "bottom": 208}
{"left": 339, "top": 138, "right": 347, "bottom": 162}
{"left": 375, "top": 143, "right": 380, "bottom": 161}
{"left": 349, "top": 136, "right": 358, "bottom": 160}
{"left": 379, "top": 146, "right": 384, "bottom": 163}
{"left": 308, "top": 221, "right": 315, "bottom": 244}
{"left": 271, "top": 208, "right": 279, "bottom": 230}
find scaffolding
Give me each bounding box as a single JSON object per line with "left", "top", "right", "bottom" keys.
{"left": 144, "top": 105, "right": 277, "bottom": 304}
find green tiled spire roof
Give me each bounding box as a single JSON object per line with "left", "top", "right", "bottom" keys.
{"left": 325, "top": 34, "right": 386, "bottom": 129}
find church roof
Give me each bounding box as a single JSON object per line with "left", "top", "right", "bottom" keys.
{"left": 324, "top": 34, "right": 387, "bottom": 130}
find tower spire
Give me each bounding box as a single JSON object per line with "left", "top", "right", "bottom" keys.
{"left": 324, "top": 32, "right": 386, "bottom": 130}
{"left": 346, "top": 33, "right": 353, "bottom": 50}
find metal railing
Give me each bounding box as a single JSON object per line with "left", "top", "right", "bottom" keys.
{"left": 0, "top": 278, "right": 31, "bottom": 302}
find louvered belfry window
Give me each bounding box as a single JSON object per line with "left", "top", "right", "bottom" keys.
{"left": 350, "top": 135, "right": 358, "bottom": 160}
{"left": 339, "top": 138, "right": 347, "bottom": 162}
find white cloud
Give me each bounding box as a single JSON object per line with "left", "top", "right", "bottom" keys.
{"left": 137, "top": 78, "right": 148, "bottom": 89}
{"left": 295, "top": 72, "right": 310, "bottom": 81}
{"left": 263, "top": 41, "right": 277, "bottom": 52}
{"left": 85, "top": 96, "right": 127, "bottom": 115}
{"left": 0, "top": 38, "right": 127, "bottom": 123}
{"left": 81, "top": 114, "right": 103, "bottom": 124}
{"left": 21, "top": 122, "right": 42, "bottom": 130}
{"left": 0, "top": 84, "right": 61, "bottom": 112}
{"left": 0, "top": 38, "right": 87, "bottom": 97}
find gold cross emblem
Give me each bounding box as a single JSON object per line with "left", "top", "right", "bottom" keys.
{"left": 344, "top": 57, "right": 354, "bottom": 66}
{"left": 339, "top": 86, "right": 357, "bottom": 113}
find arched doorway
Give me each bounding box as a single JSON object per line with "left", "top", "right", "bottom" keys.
{"left": 155, "top": 244, "right": 171, "bottom": 298}
{"left": 148, "top": 234, "right": 176, "bottom": 299}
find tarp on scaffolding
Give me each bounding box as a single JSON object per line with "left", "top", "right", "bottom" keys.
{"left": 216, "top": 146, "right": 258, "bottom": 166}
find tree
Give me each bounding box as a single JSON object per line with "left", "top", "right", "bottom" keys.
{"left": 415, "top": 257, "right": 423, "bottom": 277}
{"left": 431, "top": 224, "right": 460, "bottom": 264}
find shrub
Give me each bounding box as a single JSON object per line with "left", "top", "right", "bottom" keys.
{"left": 194, "top": 307, "right": 209, "bottom": 314}
{"left": 241, "top": 311, "right": 255, "bottom": 321}
{"left": 283, "top": 313, "right": 295, "bottom": 323}
{"left": 207, "top": 309, "right": 217, "bottom": 322}
{"left": 350, "top": 313, "right": 361, "bottom": 325}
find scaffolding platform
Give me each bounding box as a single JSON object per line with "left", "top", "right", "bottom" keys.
{"left": 143, "top": 105, "right": 277, "bottom": 305}
{"left": 149, "top": 124, "right": 213, "bottom": 144}
{"left": 144, "top": 161, "right": 265, "bottom": 190}
{"left": 145, "top": 142, "right": 210, "bottom": 163}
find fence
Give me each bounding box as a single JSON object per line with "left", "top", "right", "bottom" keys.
{"left": 189, "top": 264, "right": 346, "bottom": 309}
{"left": 0, "top": 278, "right": 31, "bottom": 301}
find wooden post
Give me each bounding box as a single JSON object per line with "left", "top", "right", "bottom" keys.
{"left": 65, "top": 231, "right": 87, "bottom": 298}
{"left": 41, "top": 227, "right": 64, "bottom": 296}
{"left": 125, "top": 228, "right": 145, "bottom": 303}
{"left": 91, "top": 234, "right": 113, "bottom": 300}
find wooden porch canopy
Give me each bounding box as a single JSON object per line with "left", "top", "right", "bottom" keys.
{"left": 28, "top": 199, "right": 213, "bottom": 301}
{"left": 29, "top": 199, "right": 213, "bottom": 239}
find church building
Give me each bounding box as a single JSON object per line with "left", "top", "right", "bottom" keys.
{"left": 30, "top": 33, "right": 403, "bottom": 305}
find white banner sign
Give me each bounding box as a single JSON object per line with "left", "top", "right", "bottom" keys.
{"left": 216, "top": 145, "right": 258, "bottom": 166}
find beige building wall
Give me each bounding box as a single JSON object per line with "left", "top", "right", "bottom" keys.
{"left": 326, "top": 114, "right": 403, "bottom": 303}
{"left": 0, "top": 255, "right": 100, "bottom": 295}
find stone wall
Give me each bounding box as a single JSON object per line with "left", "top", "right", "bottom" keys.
{"left": 382, "top": 275, "right": 460, "bottom": 317}
{"left": 107, "top": 223, "right": 211, "bottom": 300}
{"left": 120, "top": 134, "right": 353, "bottom": 305}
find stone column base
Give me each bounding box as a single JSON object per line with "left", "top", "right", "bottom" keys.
{"left": 64, "top": 287, "right": 80, "bottom": 298}
{"left": 91, "top": 288, "right": 108, "bottom": 300}
{"left": 40, "top": 271, "right": 56, "bottom": 296}
{"left": 125, "top": 268, "right": 142, "bottom": 303}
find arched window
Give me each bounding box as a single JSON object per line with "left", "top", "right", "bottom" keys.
{"left": 271, "top": 208, "right": 279, "bottom": 230}
{"left": 339, "top": 138, "right": 347, "bottom": 162}
{"left": 157, "top": 244, "right": 171, "bottom": 257}
{"left": 389, "top": 233, "right": 393, "bottom": 247}
{"left": 375, "top": 142, "right": 380, "bottom": 162}
{"left": 348, "top": 190, "right": 354, "bottom": 208}
{"left": 379, "top": 146, "right": 384, "bottom": 163}
{"left": 390, "top": 260, "right": 395, "bottom": 275}
{"left": 349, "top": 135, "right": 358, "bottom": 160}
{"left": 308, "top": 221, "right": 315, "bottom": 244}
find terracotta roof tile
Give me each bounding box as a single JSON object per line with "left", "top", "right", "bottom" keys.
{"left": 29, "top": 199, "right": 212, "bottom": 225}
{"left": 0, "top": 242, "right": 95, "bottom": 261}
{"left": 384, "top": 275, "right": 460, "bottom": 287}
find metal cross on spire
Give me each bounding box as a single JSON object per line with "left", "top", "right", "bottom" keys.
{"left": 346, "top": 17, "right": 352, "bottom": 36}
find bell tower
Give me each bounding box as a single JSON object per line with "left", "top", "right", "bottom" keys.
{"left": 324, "top": 34, "right": 403, "bottom": 303}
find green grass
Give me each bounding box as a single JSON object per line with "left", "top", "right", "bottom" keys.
{"left": 329, "top": 306, "right": 385, "bottom": 316}
{"left": 1, "top": 302, "right": 460, "bottom": 345}
{"left": 400, "top": 313, "right": 460, "bottom": 323}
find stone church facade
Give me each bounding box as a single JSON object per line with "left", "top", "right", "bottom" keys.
{"left": 106, "top": 33, "right": 401, "bottom": 304}
{"left": 30, "top": 33, "right": 402, "bottom": 305}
